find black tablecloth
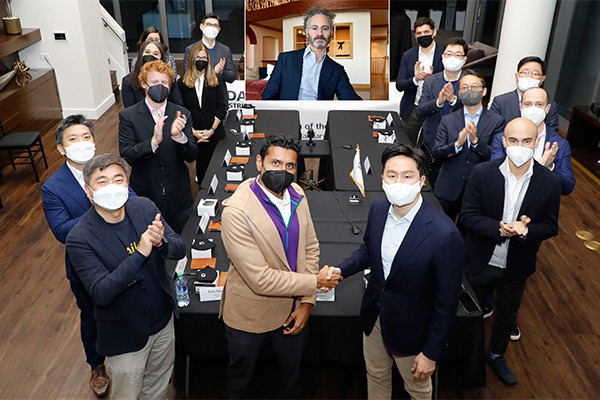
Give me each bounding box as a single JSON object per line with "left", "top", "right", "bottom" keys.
{"left": 175, "top": 109, "right": 485, "bottom": 387}
{"left": 326, "top": 110, "right": 411, "bottom": 191}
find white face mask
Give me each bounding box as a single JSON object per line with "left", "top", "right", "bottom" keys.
{"left": 90, "top": 184, "right": 129, "bottom": 211}
{"left": 521, "top": 105, "right": 547, "bottom": 126}
{"left": 517, "top": 77, "right": 540, "bottom": 92}
{"left": 64, "top": 141, "right": 95, "bottom": 164}
{"left": 442, "top": 56, "right": 465, "bottom": 72}
{"left": 506, "top": 146, "right": 534, "bottom": 167}
{"left": 382, "top": 179, "right": 423, "bottom": 207}
{"left": 202, "top": 26, "right": 219, "bottom": 40}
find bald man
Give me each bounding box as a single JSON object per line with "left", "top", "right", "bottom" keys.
{"left": 460, "top": 118, "right": 561, "bottom": 386}
{"left": 491, "top": 87, "right": 575, "bottom": 195}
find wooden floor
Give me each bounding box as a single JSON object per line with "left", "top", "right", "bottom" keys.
{"left": 0, "top": 96, "right": 599, "bottom": 399}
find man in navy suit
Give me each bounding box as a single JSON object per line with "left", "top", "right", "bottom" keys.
{"left": 417, "top": 37, "right": 468, "bottom": 150}
{"left": 261, "top": 6, "right": 361, "bottom": 101}
{"left": 491, "top": 87, "right": 575, "bottom": 196}
{"left": 432, "top": 70, "right": 504, "bottom": 222}
{"left": 395, "top": 16, "right": 443, "bottom": 145}
{"left": 66, "top": 154, "right": 186, "bottom": 399}
{"left": 489, "top": 56, "right": 559, "bottom": 132}
{"left": 119, "top": 60, "right": 198, "bottom": 233}
{"left": 327, "top": 144, "right": 464, "bottom": 399}
{"left": 460, "top": 118, "right": 561, "bottom": 386}
{"left": 42, "top": 115, "right": 130, "bottom": 397}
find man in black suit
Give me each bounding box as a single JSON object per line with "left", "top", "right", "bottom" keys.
{"left": 460, "top": 118, "right": 561, "bottom": 386}
{"left": 432, "top": 69, "right": 504, "bottom": 222}
{"left": 119, "top": 60, "right": 198, "bottom": 233}
{"left": 395, "top": 16, "right": 443, "bottom": 145}
{"left": 328, "top": 144, "right": 464, "bottom": 399}
{"left": 489, "top": 56, "right": 559, "bottom": 131}
{"left": 67, "top": 154, "right": 186, "bottom": 399}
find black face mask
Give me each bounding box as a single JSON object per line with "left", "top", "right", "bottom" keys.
{"left": 261, "top": 169, "right": 295, "bottom": 194}
{"left": 141, "top": 55, "right": 158, "bottom": 65}
{"left": 416, "top": 34, "right": 433, "bottom": 48}
{"left": 147, "top": 84, "right": 170, "bottom": 103}
{"left": 195, "top": 59, "right": 208, "bottom": 72}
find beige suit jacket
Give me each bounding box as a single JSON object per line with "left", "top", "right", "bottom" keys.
{"left": 219, "top": 178, "right": 320, "bottom": 333}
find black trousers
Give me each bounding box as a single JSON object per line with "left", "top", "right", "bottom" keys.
{"left": 467, "top": 265, "right": 527, "bottom": 355}
{"left": 195, "top": 137, "right": 220, "bottom": 188}
{"left": 224, "top": 323, "right": 308, "bottom": 399}
{"left": 158, "top": 198, "right": 190, "bottom": 234}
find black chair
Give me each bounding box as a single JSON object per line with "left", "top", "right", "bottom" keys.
{"left": 0, "top": 117, "right": 48, "bottom": 183}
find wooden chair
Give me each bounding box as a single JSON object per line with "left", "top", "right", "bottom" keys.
{"left": 0, "top": 117, "right": 48, "bottom": 183}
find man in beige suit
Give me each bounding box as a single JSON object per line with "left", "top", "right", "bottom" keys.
{"left": 220, "top": 134, "right": 340, "bottom": 399}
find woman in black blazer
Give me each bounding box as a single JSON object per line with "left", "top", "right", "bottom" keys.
{"left": 122, "top": 39, "right": 183, "bottom": 108}
{"left": 178, "top": 42, "right": 227, "bottom": 186}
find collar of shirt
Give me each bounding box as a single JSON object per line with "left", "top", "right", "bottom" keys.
{"left": 304, "top": 45, "right": 327, "bottom": 63}
{"left": 463, "top": 105, "right": 483, "bottom": 123}
{"left": 443, "top": 70, "right": 460, "bottom": 82}
{"left": 418, "top": 42, "right": 436, "bottom": 62}
{"left": 202, "top": 38, "right": 215, "bottom": 49}
{"left": 499, "top": 156, "right": 535, "bottom": 183}
{"left": 145, "top": 97, "right": 167, "bottom": 123}
{"left": 66, "top": 161, "right": 86, "bottom": 190}
{"left": 533, "top": 124, "right": 546, "bottom": 161}
{"left": 387, "top": 194, "right": 423, "bottom": 225}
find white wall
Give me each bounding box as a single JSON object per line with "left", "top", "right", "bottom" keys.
{"left": 246, "top": 24, "right": 283, "bottom": 69}
{"left": 282, "top": 10, "right": 371, "bottom": 85}
{"left": 14, "top": 0, "right": 115, "bottom": 119}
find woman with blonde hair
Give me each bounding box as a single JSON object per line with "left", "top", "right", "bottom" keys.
{"left": 178, "top": 42, "right": 227, "bottom": 186}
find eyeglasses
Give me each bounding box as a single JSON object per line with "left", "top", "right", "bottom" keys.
{"left": 518, "top": 70, "right": 543, "bottom": 79}
{"left": 203, "top": 22, "right": 219, "bottom": 28}
{"left": 459, "top": 84, "right": 483, "bottom": 92}
{"left": 308, "top": 25, "right": 331, "bottom": 33}
{"left": 443, "top": 51, "right": 465, "bottom": 59}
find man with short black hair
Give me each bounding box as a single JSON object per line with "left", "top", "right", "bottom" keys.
{"left": 489, "top": 56, "right": 559, "bottom": 131}
{"left": 183, "top": 12, "right": 236, "bottom": 82}
{"left": 432, "top": 69, "right": 504, "bottom": 222}
{"left": 220, "top": 134, "right": 341, "bottom": 398}
{"left": 460, "top": 118, "right": 561, "bottom": 386}
{"left": 67, "top": 153, "right": 186, "bottom": 399}
{"left": 396, "top": 16, "right": 444, "bottom": 145}
{"left": 327, "top": 143, "right": 464, "bottom": 399}
{"left": 262, "top": 6, "right": 361, "bottom": 100}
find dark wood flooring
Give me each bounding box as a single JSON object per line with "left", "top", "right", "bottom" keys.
{"left": 0, "top": 96, "right": 599, "bottom": 399}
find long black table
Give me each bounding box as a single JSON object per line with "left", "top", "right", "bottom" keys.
{"left": 174, "top": 109, "right": 485, "bottom": 395}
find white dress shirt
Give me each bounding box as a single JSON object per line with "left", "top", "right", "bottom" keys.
{"left": 298, "top": 46, "right": 326, "bottom": 101}
{"left": 257, "top": 177, "right": 292, "bottom": 225}
{"left": 488, "top": 158, "right": 534, "bottom": 269}
{"left": 66, "top": 161, "right": 86, "bottom": 190}
{"left": 413, "top": 42, "right": 436, "bottom": 106}
{"left": 195, "top": 75, "right": 205, "bottom": 108}
{"left": 381, "top": 195, "right": 423, "bottom": 279}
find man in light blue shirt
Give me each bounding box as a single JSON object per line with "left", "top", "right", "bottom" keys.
{"left": 261, "top": 7, "right": 361, "bottom": 101}
{"left": 431, "top": 69, "right": 505, "bottom": 222}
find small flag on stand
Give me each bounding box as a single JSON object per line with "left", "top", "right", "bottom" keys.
{"left": 350, "top": 145, "right": 365, "bottom": 197}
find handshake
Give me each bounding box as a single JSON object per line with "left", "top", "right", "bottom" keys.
{"left": 316, "top": 265, "right": 343, "bottom": 292}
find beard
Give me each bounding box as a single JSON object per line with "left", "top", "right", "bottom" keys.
{"left": 308, "top": 33, "right": 331, "bottom": 49}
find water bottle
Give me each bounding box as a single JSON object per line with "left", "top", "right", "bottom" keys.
{"left": 175, "top": 273, "right": 190, "bottom": 307}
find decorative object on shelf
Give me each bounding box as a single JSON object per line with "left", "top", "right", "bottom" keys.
{"left": 2, "top": 0, "right": 21, "bottom": 35}
{"left": 13, "top": 60, "right": 30, "bottom": 86}
{"left": 0, "top": 69, "right": 15, "bottom": 91}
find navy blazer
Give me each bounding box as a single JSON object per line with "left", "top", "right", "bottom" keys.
{"left": 432, "top": 108, "right": 505, "bottom": 202}
{"left": 66, "top": 196, "right": 186, "bottom": 356}
{"left": 261, "top": 49, "right": 362, "bottom": 100}
{"left": 41, "top": 163, "right": 136, "bottom": 282}
{"left": 338, "top": 198, "right": 464, "bottom": 361}
{"left": 460, "top": 158, "right": 561, "bottom": 283}
{"left": 395, "top": 44, "right": 444, "bottom": 119}
{"left": 489, "top": 89, "right": 559, "bottom": 132}
{"left": 183, "top": 40, "right": 236, "bottom": 83}
{"left": 118, "top": 101, "right": 198, "bottom": 214}
{"left": 121, "top": 73, "right": 184, "bottom": 109}
{"left": 417, "top": 71, "right": 463, "bottom": 147}
{"left": 490, "top": 128, "right": 575, "bottom": 195}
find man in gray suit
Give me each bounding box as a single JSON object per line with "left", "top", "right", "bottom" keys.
{"left": 183, "top": 13, "right": 236, "bottom": 83}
